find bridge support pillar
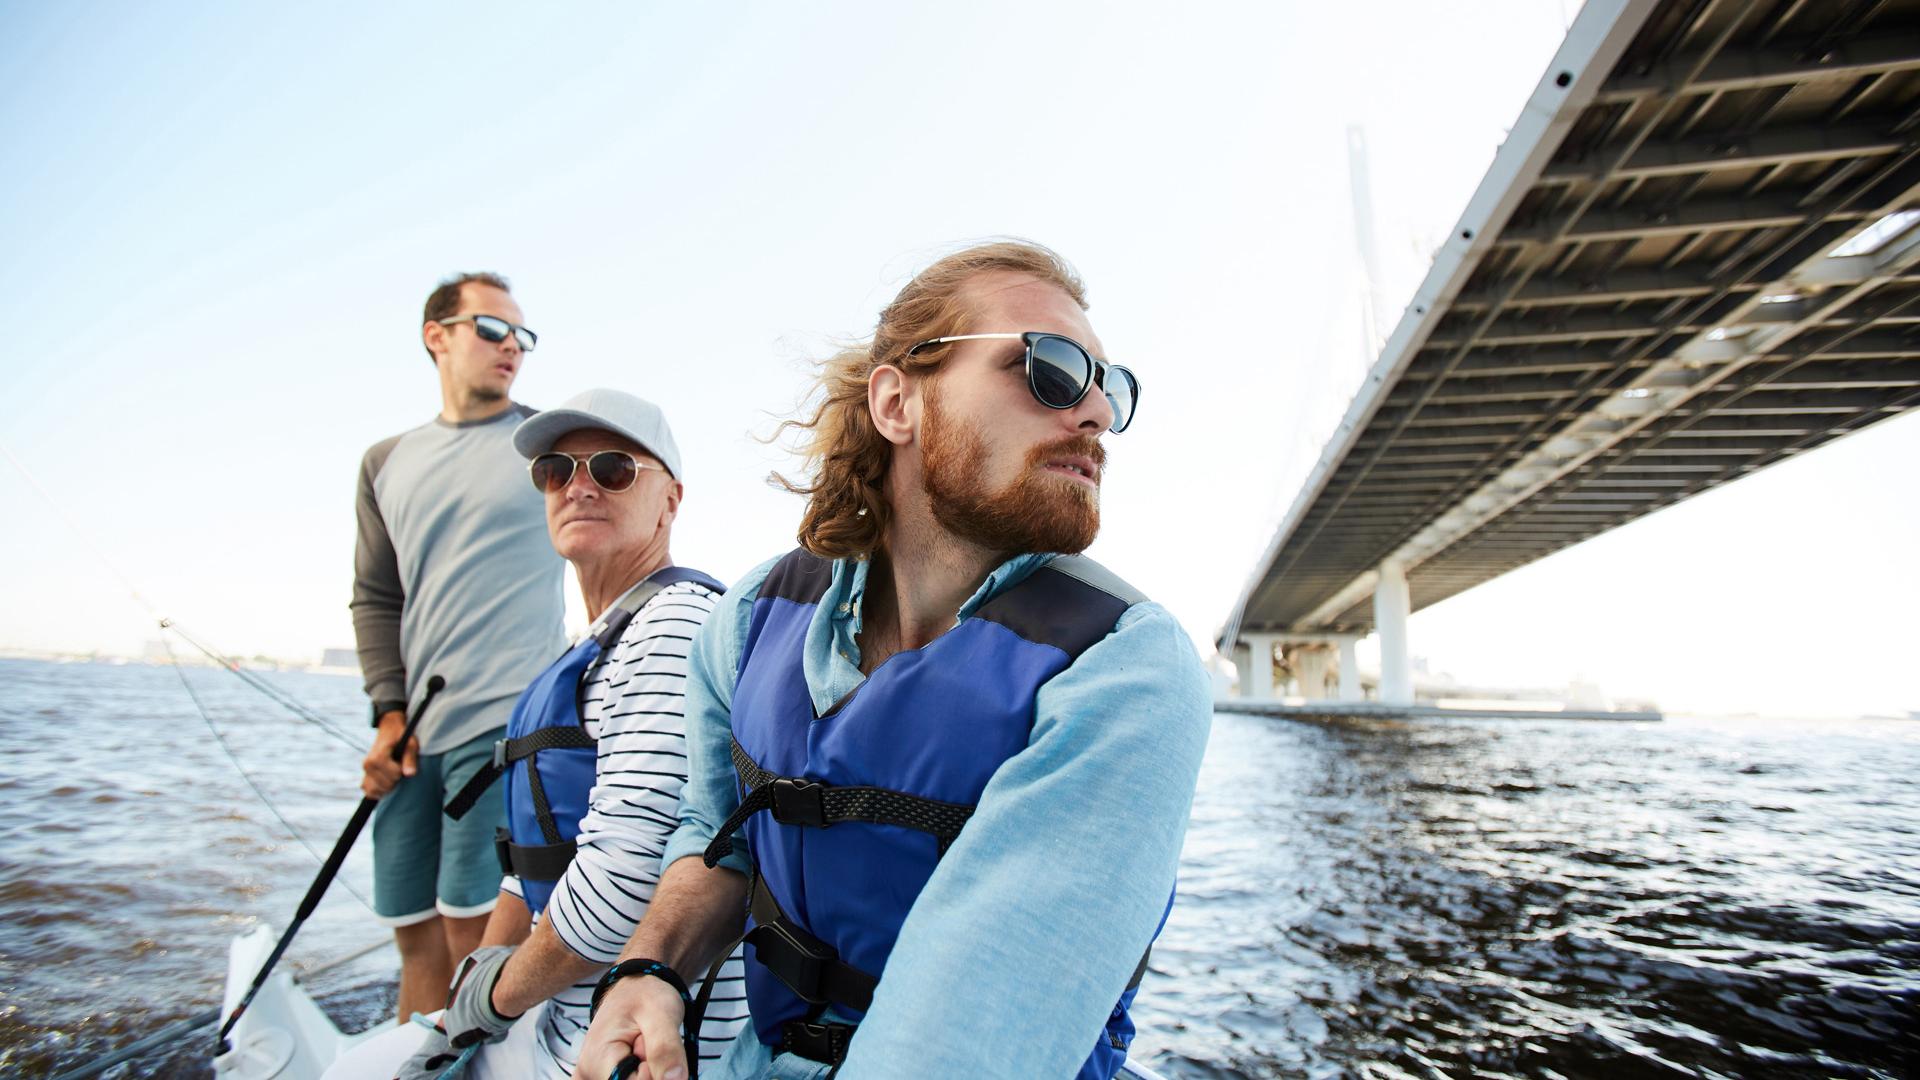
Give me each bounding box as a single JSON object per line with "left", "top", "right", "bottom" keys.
{"left": 1338, "top": 636, "right": 1361, "bottom": 700}
{"left": 1291, "top": 643, "right": 1336, "bottom": 700}
{"left": 1239, "top": 634, "right": 1278, "bottom": 699}
{"left": 1375, "top": 561, "right": 1413, "bottom": 705}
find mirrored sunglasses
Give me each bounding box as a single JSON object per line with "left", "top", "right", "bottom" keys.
{"left": 906, "top": 332, "right": 1139, "bottom": 433}
{"left": 439, "top": 313, "right": 538, "bottom": 352}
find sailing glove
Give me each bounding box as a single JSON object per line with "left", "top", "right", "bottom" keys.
{"left": 393, "top": 945, "right": 520, "bottom": 1080}
{"left": 393, "top": 1024, "right": 460, "bottom": 1080}
{"left": 443, "top": 945, "right": 520, "bottom": 1048}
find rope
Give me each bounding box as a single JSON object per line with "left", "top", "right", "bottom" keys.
{"left": 410, "top": 1014, "right": 482, "bottom": 1079}
{"left": 162, "top": 635, "right": 374, "bottom": 912}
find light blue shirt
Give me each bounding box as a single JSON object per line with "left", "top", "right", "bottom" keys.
{"left": 662, "top": 552, "right": 1213, "bottom": 1078}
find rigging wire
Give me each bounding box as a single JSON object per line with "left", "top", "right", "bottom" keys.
{"left": 3, "top": 439, "right": 361, "bottom": 751}
{"left": 160, "top": 634, "right": 375, "bottom": 912}
{"left": 45, "top": 937, "right": 398, "bottom": 1080}
{"left": 9, "top": 439, "right": 392, "bottom": 1075}
{"left": 159, "top": 617, "right": 363, "bottom": 752}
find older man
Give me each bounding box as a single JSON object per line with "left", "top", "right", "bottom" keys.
{"left": 330, "top": 390, "right": 746, "bottom": 1080}
{"left": 578, "top": 242, "right": 1212, "bottom": 1079}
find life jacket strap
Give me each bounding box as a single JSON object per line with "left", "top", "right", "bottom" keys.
{"left": 742, "top": 870, "right": 1146, "bottom": 1061}
{"left": 701, "top": 737, "right": 976, "bottom": 867}
{"left": 444, "top": 562, "right": 724, "bottom": 827}
{"left": 743, "top": 872, "right": 878, "bottom": 1013}
{"left": 444, "top": 726, "right": 596, "bottom": 821}
{"left": 493, "top": 826, "right": 579, "bottom": 881}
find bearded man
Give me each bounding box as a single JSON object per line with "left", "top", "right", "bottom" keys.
{"left": 576, "top": 241, "right": 1211, "bottom": 1079}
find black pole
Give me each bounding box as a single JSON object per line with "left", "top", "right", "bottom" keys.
{"left": 215, "top": 674, "right": 445, "bottom": 1053}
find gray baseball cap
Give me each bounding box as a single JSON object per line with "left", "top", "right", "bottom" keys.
{"left": 513, "top": 388, "right": 684, "bottom": 480}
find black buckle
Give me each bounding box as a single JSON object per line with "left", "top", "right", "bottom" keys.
{"left": 780, "top": 1019, "right": 856, "bottom": 1065}
{"left": 493, "top": 827, "right": 513, "bottom": 875}
{"left": 746, "top": 919, "right": 835, "bottom": 1003}
{"left": 769, "top": 778, "right": 828, "bottom": 828}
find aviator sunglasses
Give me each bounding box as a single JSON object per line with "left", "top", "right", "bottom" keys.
{"left": 438, "top": 313, "right": 539, "bottom": 352}
{"left": 528, "top": 450, "right": 666, "bottom": 494}
{"left": 906, "top": 332, "right": 1139, "bottom": 433}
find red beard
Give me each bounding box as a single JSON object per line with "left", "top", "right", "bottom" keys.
{"left": 921, "top": 387, "right": 1105, "bottom": 556}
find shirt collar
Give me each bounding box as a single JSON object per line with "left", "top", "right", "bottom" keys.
{"left": 831, "top": 551, "right": 1055, "bottom": 628}
{"left": 805, "top": 551, "right": 1057, "bottom": 715}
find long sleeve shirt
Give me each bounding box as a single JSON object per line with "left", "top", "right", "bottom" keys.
{"left": 502, "top": 579, "right": 748, "bottom": 1079}
{"left": 661, "top": 552, "right": 1213, "bottom": 1079}
{"left": 350, "top": 405, "right": 567, "bottom": 752}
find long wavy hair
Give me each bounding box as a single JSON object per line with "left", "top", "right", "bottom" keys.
{"left": 772, "top": 240, "right": 1088, "bottom": 559}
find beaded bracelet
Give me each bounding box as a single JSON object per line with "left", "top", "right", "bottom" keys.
{"left": 590, "top": 959, "right": 691, "bottom": 1020}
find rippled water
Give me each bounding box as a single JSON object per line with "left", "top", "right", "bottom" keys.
{"left": 0, "top": 659, "right": 394, "bottom": 1078}
{"left": 1136, "top": 709, "right": 1920, "bottom": 1079}
{"left": 4, "top": 659, "right": 1918, "bottom": 1077}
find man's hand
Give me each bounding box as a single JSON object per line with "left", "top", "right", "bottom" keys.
{"left": 363, "top": 709, "right": 419, "bottom": 798}
{"left": 573, "top": 975, "right": 688, "bottom": 1080}
{"left": 445, "top": 945, "right": 520, "bottom": 1047}
{"left": 393, "top": 946, "right": 519, "bottom": 1080}
{"left": 394, "top": 1023, "right": 461, "bottom": 1080}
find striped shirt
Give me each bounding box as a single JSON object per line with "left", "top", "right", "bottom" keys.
{"left": 505, "top": 579, "right": 748, "bottom": 1079}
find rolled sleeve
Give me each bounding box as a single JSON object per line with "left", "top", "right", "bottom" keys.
{"left": 550, "top": 831, "right": 669, "bottom": 964}
{"left": 837, "top": 602, "right": 1212, "bottom": 1078}
{"left": 659, "top": 558, "right": 780, "bottom": 875}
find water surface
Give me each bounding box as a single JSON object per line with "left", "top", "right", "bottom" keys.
{"left": 3, "top": 660, "right": 1916, "bottom": 1077}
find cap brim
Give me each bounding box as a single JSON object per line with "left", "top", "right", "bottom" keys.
{"left": 513, "top": 409, "right": 648, "bottom": 461}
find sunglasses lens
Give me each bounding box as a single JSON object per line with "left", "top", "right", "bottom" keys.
{"left": 1028, "top": 335, "right": 1093, "bottom": 409}
{"left": 529, "top": 453, "right": 574, "bottom": 493}
{"left": 512, "top": 326, "right": 537, "bottom": 352}
{"left": 1104, "top": 366, "right": 1139, "bottom": 433}
{"left": 587, "top": 452, "right": 639, "bottom": 492}
{"left": 472, "top": 315, "right": 511, "bottom": 343}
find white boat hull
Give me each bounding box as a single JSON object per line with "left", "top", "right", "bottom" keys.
{"left": 213, "top": 926, "right": 386, "bottom": 1080}
{"left": 209, "top": 926, "right": 1172, "bottom": 1080}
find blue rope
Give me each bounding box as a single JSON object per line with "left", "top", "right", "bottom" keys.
{"left": 409, "top": 1014, "right": 482, "bottom": 1079}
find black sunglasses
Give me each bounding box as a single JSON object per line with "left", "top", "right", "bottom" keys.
{"left": 439, "top": 313, "right": 538, "bottom": 352}
{"left": 906, "top": 332, "right": 1139, "bottom": 433}
{"left": 528, "top": 451, "right": 666, "bottom": 494}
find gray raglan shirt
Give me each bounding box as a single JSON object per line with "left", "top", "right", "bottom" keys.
{"left": 351, "top": 403, "right": 567, "bottom": 755}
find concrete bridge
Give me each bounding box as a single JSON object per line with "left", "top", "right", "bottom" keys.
{"left": 1222, "top": 0, "right": 1920, "bottom": 706}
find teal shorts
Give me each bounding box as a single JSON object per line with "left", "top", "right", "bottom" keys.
{"left": 370, "top": 728, "right": 506, "bottom": 925}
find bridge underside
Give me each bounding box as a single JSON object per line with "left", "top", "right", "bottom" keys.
{"left": 1233, "top": 0, "right": 1920, "bottom": 654}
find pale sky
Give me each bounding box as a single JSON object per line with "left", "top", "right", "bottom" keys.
{"left": 3, "top": 1, "right": 1914, "bottom": 719}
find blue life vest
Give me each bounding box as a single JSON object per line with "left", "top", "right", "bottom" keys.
{"left": 444, "top": 565, "right": 724, "bottom": 917}
{"left": 701, "top": 549, "right": 1163, "bottom": 1078}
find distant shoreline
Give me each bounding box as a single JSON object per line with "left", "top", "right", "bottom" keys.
{"left": 0, "top": 650, "right": 362, "bottom": 676}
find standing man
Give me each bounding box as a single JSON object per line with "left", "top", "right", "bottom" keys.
{"left": 577, "top": 241, "right": 1212, "bottom": 1079}
{"left": 352, "top": 272, "right": 567, "bottom": 1022}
